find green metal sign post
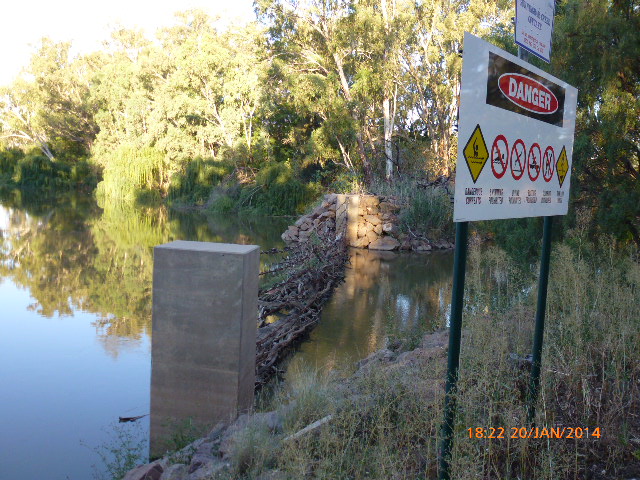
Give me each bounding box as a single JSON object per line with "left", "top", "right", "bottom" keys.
{"left": 438, "top": 222, "right": 469, "bottom": 480}
{"left": 527, "top": 215, "right": 554, "bottom": 424}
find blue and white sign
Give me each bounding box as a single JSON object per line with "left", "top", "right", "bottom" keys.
{"left": 515, "top": 0, "right": 555, "bottom": 63}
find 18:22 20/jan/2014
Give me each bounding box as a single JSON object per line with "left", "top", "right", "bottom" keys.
{"left": 467, "top": 426, "right": 602, "bottom": 439}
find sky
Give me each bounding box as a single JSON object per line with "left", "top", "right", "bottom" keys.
{"left": 0, "top": 0, "right": 256, "bottom": 86}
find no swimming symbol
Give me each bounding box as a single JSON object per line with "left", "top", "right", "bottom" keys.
{"left": 491, "top": 135, "right": 508, "bottom": 179}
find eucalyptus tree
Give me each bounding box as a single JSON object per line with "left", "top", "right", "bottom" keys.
{"left": 401, "top": 0, "right": 512, "bottom": 176}
{"left": 552, "top": 0, "right": 640, "bottom": 246}
{"left": 257, "top": 0, "right": 375, "bottom": 178}
{"left": 0, "top": 38, "right": 99, "bottom": 160}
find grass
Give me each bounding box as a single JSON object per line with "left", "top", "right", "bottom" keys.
{"left": 210, "top": 235, "right": 639, "bottom": 479}
{"left": 371, "top": 178, "right": 454, "bottom": 240}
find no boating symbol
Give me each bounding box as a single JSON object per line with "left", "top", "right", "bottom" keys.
{"left": 510, "top": 139, "right": 526, "bottom": 180}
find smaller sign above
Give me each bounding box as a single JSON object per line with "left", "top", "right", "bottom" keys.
{"left": 515, "top": 0, "right": 555, "bottom": 63}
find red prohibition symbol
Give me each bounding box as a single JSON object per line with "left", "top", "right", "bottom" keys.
{"left": 491, "top": 135, "right": 508, "bottom": 179}
{"left": 527, "top": 143, "right": 542, "bottom": 181}
{"left": 543, "top": 146, "right": 555, "bottom": 182}
{"left": 510, "top": 139, "right": 526, "bottom": 180}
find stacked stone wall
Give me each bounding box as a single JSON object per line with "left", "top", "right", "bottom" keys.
{"left": 281, "top": 193, "right": 454, "bottom": 252}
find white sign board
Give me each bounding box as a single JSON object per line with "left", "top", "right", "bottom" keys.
{"left": 515, "top": 0, "right": 555, "bottom": 63}
{"left": 453, "top": 33, "right": 578, "bottom": 222}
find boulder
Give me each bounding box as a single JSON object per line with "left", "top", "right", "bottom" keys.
{"left": 374, "top": 224, "right": 383, "bottom": 235}
{"left": 360, "top": 195, "right": 380, "bottom": 207}
{"left": 160, "top": 464, "right": 188, "bottom": 480}
{"left": 368, "top": 237, "right": 400, "bottom": 251}
{"left": 353, "top": 236, "right": 371, "bottom": 248}
{"left": 400, "top": 239, "right": 413, "bottom": 251}
{"left": 319, "top": 210, "right": 335, "bottom": 219}
{"left": 382, "top": 223, "right": 396, "bottom": 234}
{"left": 365, "top": 230, "right": 379, "bottom": 244}
{"left": 123, "top": 462, "right": 164, "bottom": 480}
{"left": 366, "top": 205, "right": 380, "bottom": 215}
{"left": 364, "top": 214, "right": 382, "bottom": 226}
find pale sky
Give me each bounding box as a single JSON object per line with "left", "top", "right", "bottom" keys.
{"left": 0, "top": 0, "right": 257, "bottom": 86}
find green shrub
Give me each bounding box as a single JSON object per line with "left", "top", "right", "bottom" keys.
{"left": 372, "top": 178, "right": 454, "bottom": 239}
{"left": 167, "top": 158, "right": 235, "bottom": 205}
{"left": 95, "top": 146, "right": 167, "bottom": 203}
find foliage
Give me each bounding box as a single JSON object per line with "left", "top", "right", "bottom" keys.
{"left": 211, "top": 239, "right": 639, "bottom": 480}
{"left": 552, "top": 0, "right": 640, "bottom": 247}
{"left": 372, "top": 178, "right": 455, "bottom": 239}
{"left": 95, "top": 145, "right": 168, "bottom": 203}
{"left": 167, "top": 158, "right": 235, "bottom": 205}
{"left": 90, "top": 423, "right": 148, "bottom": 480}
{"left": 0, "top": 147, "right": 96, "bottom": 189}
{"left": 210, "top": 162, "right": 322, "bottom": 215}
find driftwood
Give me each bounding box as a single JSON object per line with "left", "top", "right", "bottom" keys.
{"left": 255, "top": 231, "right": 348, "bottom": 386}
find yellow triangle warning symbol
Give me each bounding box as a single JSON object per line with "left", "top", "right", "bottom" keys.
{"left": 556, "top": 146, "right": 569, "bottom": 187}
{"left": 463, "top": 124, "right": 489, "bottom": 183}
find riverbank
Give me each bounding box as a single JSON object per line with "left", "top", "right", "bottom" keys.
{"left": 122, "top": 238, "right": 640, "bottom": 480}
{"left": 124, "top": 329, "right": 450, "bottom": 480}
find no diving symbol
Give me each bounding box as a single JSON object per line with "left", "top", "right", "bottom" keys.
{"left": 528, "top": 143, "right": 541, "bottom": 181}
{"left": 510, "top": 139, "right": 526, "bottom": 180}
{"left": 491, "top": 135, "right": 508, "bottom": 179}
{"left": 543, "top": 146, "right": 555, "bottom": 182}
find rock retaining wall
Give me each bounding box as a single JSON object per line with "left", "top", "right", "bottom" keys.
{"left": 281, "top": 193, "right": 454, "bottom": 252}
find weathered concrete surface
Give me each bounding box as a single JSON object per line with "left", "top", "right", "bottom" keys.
{"left": 150, "top": 241, "right": 259, "bottom": 458}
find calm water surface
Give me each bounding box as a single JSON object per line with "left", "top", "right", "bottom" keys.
{"left": 0, "top": 191, "right": 452, "bottom": 480}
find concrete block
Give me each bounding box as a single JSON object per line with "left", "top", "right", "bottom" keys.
{"left": 150, "top": 241, "right": 259, "bottom": 457}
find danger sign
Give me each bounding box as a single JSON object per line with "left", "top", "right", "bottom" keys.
{"left": 454, "top": 33, "right": 578, "bottom": 222}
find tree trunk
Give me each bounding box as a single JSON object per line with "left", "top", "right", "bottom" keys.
{"left": 333, "top": 52, "right": 371, "bottom": 182}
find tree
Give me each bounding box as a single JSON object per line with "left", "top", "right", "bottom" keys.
{"left": 552, "top": 0, "right": 640, "bottom": 246}
{"left": 0, "top": 39, "right": 99, "bottom": 160}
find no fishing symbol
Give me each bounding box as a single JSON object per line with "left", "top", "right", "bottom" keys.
{"left": 491, "top": 135, "right": 508, "bottom": 179}
{"left": 510, "top": 139, "right": 526, "bottom": 180}
{"left": 528, "top": 143, "right": 542, "bottom": 181}
{"left": 543, "top": 146, "right": 555, "bottom": 182}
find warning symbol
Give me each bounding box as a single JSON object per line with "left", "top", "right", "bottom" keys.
{"left": 463, "top": 124, "right": 489, "bottom": 183}
{"left": 556, "top": 146, "right": 569, "bottom": 187}
{"left": 527, "top": 143, "right": 541, "bottom": 181}
{"left": 510, "top": 139, "right": 526, "bottom": 180}
{"left": 543, "top": 146, "right": 555, "bottom": 182}
{"left": 491, "top": 135, "right": 508, "bottom": 179}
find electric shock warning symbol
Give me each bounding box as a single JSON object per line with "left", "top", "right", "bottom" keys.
{"left": 543, "top": 146, "right": 555, "bottom": 182}
{"left": 491, "top": 135, "right": 508, "bottom": 179}
{"left": 463, "top": 124, "right": 489, "bottom": 183}
{"left": 510, "top": 139, "right": 526, "bottom": 180}
{"left": 556, "top": 146, "right": 569, "bottom": 187}
{"left": 527, "top": 143, "right": 541, "bottom": 181}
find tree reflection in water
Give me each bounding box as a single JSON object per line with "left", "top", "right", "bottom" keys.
{"left": 0, "top": 189, "right": 290, "bottom": 357}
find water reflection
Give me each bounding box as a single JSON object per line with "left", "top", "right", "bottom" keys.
{"left": 286, "top": 248, "right": 454, "bottom": 375}
{"left": 0, "top": 187, "right": 455, "bottom": 479}
{"left": 0, "top": 189, "right": 289, "bottom": 358}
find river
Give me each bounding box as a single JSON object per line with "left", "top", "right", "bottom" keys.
{"left": 0, "top": 191, "right": 453, "bottom": 480}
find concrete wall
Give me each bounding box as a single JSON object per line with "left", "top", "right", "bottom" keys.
{"left": 150, "top": 241, "right": 259, "bottom": 457}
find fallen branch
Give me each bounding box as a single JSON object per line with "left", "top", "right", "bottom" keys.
{"left": 255, "top": 230, "right": 348, "bottom": 386}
